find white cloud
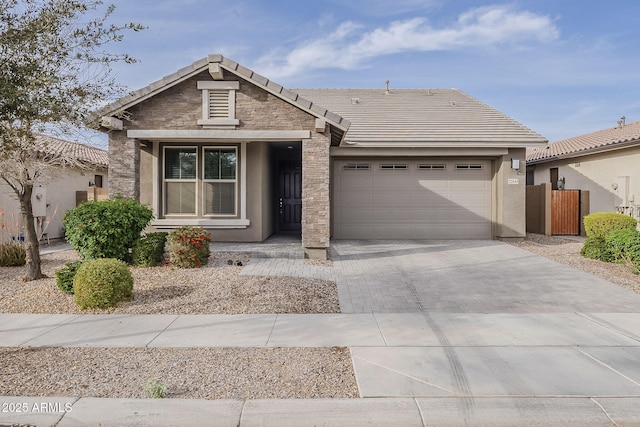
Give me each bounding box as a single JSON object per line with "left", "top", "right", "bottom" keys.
{"left": 254, "top": 4, "right": 559, "bottom": 78}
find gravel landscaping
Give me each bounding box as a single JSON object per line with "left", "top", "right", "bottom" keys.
{"left": 0, "top": 250, "right": 339, "bottom": 314}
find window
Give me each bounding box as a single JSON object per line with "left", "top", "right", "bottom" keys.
{"left": 380, "top": 164, "right": 408, "bottom": 170}
{"left": 164, "top": 147, "right": 197, "bottom": 215}
{"left": 162, "top": 146, "right": 238, "bottom": 217}
{"left": 204, "top": 148, "right": 237, "bottom": 215}
{"left": 197, "top": 81, "right": 240, "bottom": 128}
{"left": 342, "top": 163, "right": 370, "bottom": 171}
{"left": 456, "top": 164, "right": 483, "bottom": 170}
{"left": 418, "top": 164, "right": 446, "bottom": 170}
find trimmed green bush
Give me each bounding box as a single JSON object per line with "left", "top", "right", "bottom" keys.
{"left": 606, "top": 228, "right": 640, "bottom": 274}
{"left": 580, "top": 237, "right": 613, "bottom": 261}
{"left": 167, "top": 226, "right": 211, "bottom": 268}
{"left": 0, "top": 242, "right": 26, "bottom": 266}
{"left": 583, "top": 212, "right": 637, "bottom": 239}
{"left": 73, "top": 258, "right": 134, "bottom": 309}
{"left": 132, "top": 232, "right": 168, "bottom": 267}
{"left": 63, "top": 198, "right": 154, "bottom": 262}
{"left": 55, "top": 260, "right": 83, "bottom": 294}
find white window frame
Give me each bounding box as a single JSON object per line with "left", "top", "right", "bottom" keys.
{"left": 202, "top": 146, "right": 238, "bottom": 217}
{"left": 162, "top": 146, "right": 198, "bottom": 217}
{"left": 197, "top": 81, "right": 240, "bottom": 128}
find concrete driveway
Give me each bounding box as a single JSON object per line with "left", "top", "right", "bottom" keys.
{"left": 331, "top": 239, "right": 640, "bottom": 313}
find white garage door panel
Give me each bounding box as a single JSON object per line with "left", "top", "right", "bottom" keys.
{"left": 334, "top": 159, "right": 492, "bottom": 239}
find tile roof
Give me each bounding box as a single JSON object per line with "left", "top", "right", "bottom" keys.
{"left": 526, "top": 119, "right": 640, "bottom": 163}
{"left": 35, "top": 134, "right": 109, "bottom": 168}
{"left": 92, "top": 54, "right": 546, "bottom": 147}
{"left": 295, "top": 88, "right": 547, "bottom": 146}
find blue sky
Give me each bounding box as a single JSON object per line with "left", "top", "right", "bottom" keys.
{"left": 89, "top": 0, "right": 640, "bottom": 146}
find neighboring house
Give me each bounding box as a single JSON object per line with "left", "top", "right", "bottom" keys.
{"left": 90, "top": 54, "right": 546, "bottom": 259}
{"left": 526, "top": 117, "right": 640, "bottom": 222}
{"left": 0, "top": 134, "right": 109, "bottom": 240}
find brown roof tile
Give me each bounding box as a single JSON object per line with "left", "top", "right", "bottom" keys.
{"left": 35, "top": 134, "right": 109, "bottom": 168}
{"left": 527, "top": 119, "right": 640, "bottom": 163}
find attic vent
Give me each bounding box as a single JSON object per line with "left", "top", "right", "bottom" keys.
{"left": 418, "top": 164, "right": 446, "bottom": 170}
{"left": 209, "top": 90, "right": 230, "bottom": 119}
{"left": 197, "top": 80, "right": 240, "bottom": 128}
{"left": 342, "top": 163, "right": 370, "bottom": 171}
{"left": 351, "top": 98, "right": 360, "bottom": 105}
{"left": 456, "top": 164, "right": 483, "bottom": 170}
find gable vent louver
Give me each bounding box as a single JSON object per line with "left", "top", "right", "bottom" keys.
{"left": 209, "top": 90, "right": 230, "bottom": 119}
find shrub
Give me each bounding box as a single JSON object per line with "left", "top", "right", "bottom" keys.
{"left": 167, "top": 226, "right": 211, "bottom": 268}
{"left": 55, "top": 261, "right": 83, "bottom": 294}
{"left": 580, "top": 237, "right": 618, "bottom": 262}
{"left": 63, "top": 198, "right": 154, "bottom": 262}
{"left": 583, "top": 212, "right": 637, "bottom": 239}
{"left": 132, "top": 232, "right": 168, "bottom": 267}
{"left": 606, "top": 228, "right": 640, "bottom": 274}
{"left": 0, "top": 242, "right": 26, "bottom": 267}
{"left": 73, "top": 258, "right": 134, "bottom": 309}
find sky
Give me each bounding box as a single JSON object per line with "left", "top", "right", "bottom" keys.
{"left": 85, "top": 0, "right": 640, "bottom": 148}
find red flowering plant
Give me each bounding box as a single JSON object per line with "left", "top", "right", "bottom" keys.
{"left": 167, "top": 226, "right": 212, "bottom": 268}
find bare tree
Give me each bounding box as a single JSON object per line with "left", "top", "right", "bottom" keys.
{"left": 0, "top": 0, "right": 143, "bottom": 280}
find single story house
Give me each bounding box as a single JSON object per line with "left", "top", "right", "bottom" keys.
{"left": 91, "top": 54, "right": 547, "bottom": 259}
{"left": 526, "top": 117, "right": 640, "bottom": 221}
{"left": 0, "top": 134, "right": 108, "bottom": 240}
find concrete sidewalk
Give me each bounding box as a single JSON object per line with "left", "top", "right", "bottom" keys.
{"left": 3, "top": 239, "right": 640, "bottom": 425}
{"left": 2, "top": 311, "right": 640, "bottom": 425}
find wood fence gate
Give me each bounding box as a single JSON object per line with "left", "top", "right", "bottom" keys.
{"left": 551, "top": 190, "right": 580, "bottom": 235}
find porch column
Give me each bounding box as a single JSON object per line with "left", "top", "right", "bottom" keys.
{"left": 108, "top": 131, "right": 140, "bottom": 200}
{"left": 301, "top": 132, "right": 331, "bottom": 259}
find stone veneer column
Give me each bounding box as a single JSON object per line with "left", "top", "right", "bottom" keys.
{"left": 108, "top": 131, "right": 140, "bottom": 200}
{"left": 301, "top": 132, "right": 331, "bottom": 259}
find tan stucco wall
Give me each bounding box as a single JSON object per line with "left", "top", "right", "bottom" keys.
{"left": 0, "top": 167, "right": 108, "bottom": 240}
{"left": 494, "top": 147, "right": 527, "bottom": 239}
{"left": 531, "top": 146, "right": 640, "bottom": 216}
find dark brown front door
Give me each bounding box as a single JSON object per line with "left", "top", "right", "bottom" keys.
{"left": 278, "top": 167, "right": 302, "bottom": 232}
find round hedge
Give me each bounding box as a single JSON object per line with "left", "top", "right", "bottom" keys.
{"left": 73, "top": 258, "right": 134, "bottom": 309}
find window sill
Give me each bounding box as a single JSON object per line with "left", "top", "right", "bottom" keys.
{"left": 152, "top": 219, "right": 250, "bottom": 229}
{"left": 197, "top": 118, "right": 239, "bottom": 128}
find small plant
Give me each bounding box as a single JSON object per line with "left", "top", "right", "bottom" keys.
{"left": 132, "top": 232, "right": 168, "bottom": 267}
{"left": 583, "top": 212, "right": 637, "bottom": 239}
{"left": 167, "top": 226, "right": 211, "bottom": 268}
{"left": 580, "top": 237, "right": 616, "bottom": 262}
{"left": 145, "top": 378, "right": 167, "bottom": 398}
{"left": 73, "top": 258, "right": 134, "bottom": 309}
{"left": 55, "top": 260, "right": 83, "bottom": 294}
{"left": 0, "top": 242, "right": 26, "bottom": 267}
{"left": 63, "top": 198, "right": 154, "bottom": 262}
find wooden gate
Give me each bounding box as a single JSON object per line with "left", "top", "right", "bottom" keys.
{"left": 551, "top": 190, "right": 580, "bottom": 235}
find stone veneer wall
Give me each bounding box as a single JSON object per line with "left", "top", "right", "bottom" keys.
{"left": 302, "top": 130, "right": 331, "bottom": 259}
{"left": 108, "top": 131, "right": 139, "bottom": 199}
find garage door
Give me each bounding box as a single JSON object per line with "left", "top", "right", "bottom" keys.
{"left": 333, "top": 159, "right": 492, "bottom": 239}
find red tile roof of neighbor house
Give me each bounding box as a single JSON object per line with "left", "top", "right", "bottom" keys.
{"left": 526, "top": 117, "right": 640, "bottom": 164}
{"left": 35, "top": 134, "right": 108, "bottom": 168}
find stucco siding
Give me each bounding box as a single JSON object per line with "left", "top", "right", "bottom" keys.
{"left": 531, "top": 147, "right": 640, "bottom": 215}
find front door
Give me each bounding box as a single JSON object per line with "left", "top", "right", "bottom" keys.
{"left": 278, "top": 166, "right": 302, "bottom": 232}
